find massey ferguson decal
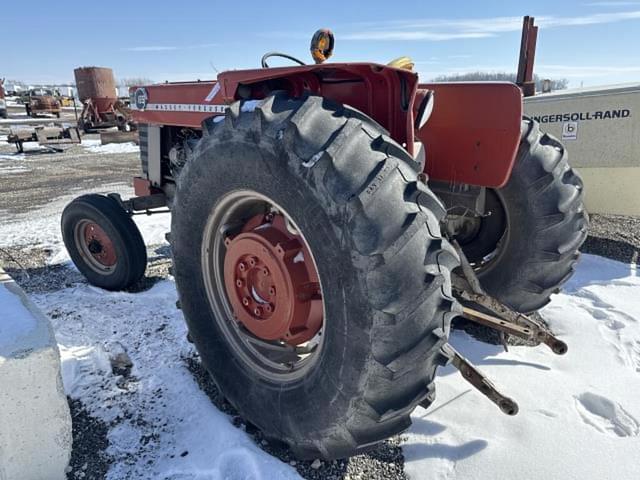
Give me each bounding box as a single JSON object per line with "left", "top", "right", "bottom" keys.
{"left": 133, "top": 88, "right": 149, "bottom": 111}
{"left": 144, "top": 103, "right": 226, "bottom": 113}
{"left": 533, "top": 109, "right": 631, "bottom": 124}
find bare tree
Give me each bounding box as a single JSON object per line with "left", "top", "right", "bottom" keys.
{"left": 430, "top": 72, "right": 568, "bottom": 92}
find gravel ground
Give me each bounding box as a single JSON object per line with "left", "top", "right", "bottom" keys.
{"left": 0, "top": 133, "right": 139, "bottom": 216}
{"left": 1, "top": 133, "right": 638, "bottom": 479}
{"left": 66, "top": 399, "right": 112, "bottom": 480}
{"left": 581, "top": 213, "right": 640, "bottom": 264}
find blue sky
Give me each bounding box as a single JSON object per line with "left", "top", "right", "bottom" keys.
{"left": 2, "top": 0, "right": 639, "bottom": 87}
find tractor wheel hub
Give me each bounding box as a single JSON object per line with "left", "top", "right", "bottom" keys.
{"left": 83, "top": 222, "right": 117, "bottom": 267}
{"left": 223, "top": 214, "right": 322, "bottom": 345}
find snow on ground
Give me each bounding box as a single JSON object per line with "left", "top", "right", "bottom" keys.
{"left": 0, "top": 142, "right": 50, "bottom": 161}
{"left": 48, "top": 279, "right": 298, "bottom": 480}
{"left": 405, "top": 255, "right": 640, "bottom": 480}
{"left": 82, "top": 139, "right": 140, "bottom": 154}
{"left": 0, "top": 115, "right": 61, "bottom": 125}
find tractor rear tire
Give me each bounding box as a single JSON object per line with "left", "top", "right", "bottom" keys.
{"left": 62, "top": 194, "right": 147, "bottom": 290}
{"left": 462, "top": 118, "right": 588, "bottom": 312}
{"left": 171, "top": 93, "right": 459, "bottom": 459}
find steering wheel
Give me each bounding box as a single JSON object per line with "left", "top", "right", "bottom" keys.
{"left": 261, "top": 52, "right": 306, "bottom": 68}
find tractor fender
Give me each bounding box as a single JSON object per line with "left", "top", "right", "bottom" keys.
{"left": 417, "top": 82, "right": 523, "bottom": 188}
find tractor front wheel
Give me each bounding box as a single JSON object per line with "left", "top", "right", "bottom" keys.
{"left": 171, "top": 93, "right": 459, "bottom": 459}
{"left": 61, "top": 194, "right": 147, "bottom": 290}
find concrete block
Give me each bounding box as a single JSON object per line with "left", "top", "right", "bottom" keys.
{"left": 0, "top": 270, "right": 72, "bottom": 480}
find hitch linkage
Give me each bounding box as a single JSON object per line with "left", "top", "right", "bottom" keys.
{"left": 436, "top": 240, "right": 568, "bottom": 416}
{"left": 440, "top": 343, "right": 519, "bottom": 416}
{"left": 451, "top": 239, "right": 567, "bottom": 356}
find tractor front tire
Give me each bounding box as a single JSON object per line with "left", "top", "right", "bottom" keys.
{"left": 62, "top": 194, "right": 147, "bottom": 290}
{"left": 171, "top": 93, "right": 459, "bottom": 459}
{"left": 461, "top": 118, "right": 588, "bottom": 312}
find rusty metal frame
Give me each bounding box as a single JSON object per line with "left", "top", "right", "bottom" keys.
{"left": 440, "top": 343, "right": 519, "bottom": 415}
{"left": 516, "top": 16, "right": 538, "bottom": 97}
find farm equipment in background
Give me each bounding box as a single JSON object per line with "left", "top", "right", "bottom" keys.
{"left": 24, "top": 88, "right": 61, "bottom": 118}
{"left": 74, "top": 67, "right": 135, "bottom": 133}
{"left": 57, "top": 95, "right": 75, "bottom": 107}
{"left": 61, "top": 27, "right": 587, "bottom": 460}
{"left": 7, "top": 125, "right": 81, "bottom": 153}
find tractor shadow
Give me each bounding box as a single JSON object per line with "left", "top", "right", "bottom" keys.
{"left": 127, "top": 245, "right": 173, "bottom": 293}
{"left": 0, "top": 246, "right": 83, "bottom": 294}
{"left": 403, "top": 387, "right": 489, "bottom": 463}
{"left": 403, "top": 416, "right": 489, "bottom": 463}
{"left": 183, "top": 355, "right": 408, "bottom": 479}
{"left": 404, "top": 415, "right": 488, "bottom": 462}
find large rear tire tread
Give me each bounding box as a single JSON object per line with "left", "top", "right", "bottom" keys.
{"left": 173, "top": 92, "right": 459, "bottom": 459}
{"left": 477, "top": 117, "right": 588, "bottom": 312}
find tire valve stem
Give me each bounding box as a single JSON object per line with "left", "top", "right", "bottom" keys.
{"left": 440, "top": 343, "right": 519, "bottom": 416}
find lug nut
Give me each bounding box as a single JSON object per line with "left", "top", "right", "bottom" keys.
{"left": 248, "top": 257, "right": 257, "bottom": 267}
{"left": 265, "top": 304, "right": 273, "bottom": 313}
{"left": 254, "top": 307, "right": 263, "bottom": 317}
{"left": 238, "top": 262, "right": 246, "bottom": 272}
{"left": 236, "top": 279, "right": 243, "bottom": 288}
{"left": 262, "top": 268, "right": 269, "bottom": 276}
{"left": 242, "top": 297, "right": 250, "bottom": 306}
{"left": 269, "top": 287, "right": 276, "bottom": 296}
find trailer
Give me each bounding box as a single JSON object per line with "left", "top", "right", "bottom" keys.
{"left": 524, "top": 83, "right": 640, "bottom": 216}
{"left": 7, "top": 125, "right": 81, "bottom": 152}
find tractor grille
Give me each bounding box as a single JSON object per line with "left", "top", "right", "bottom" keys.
{"left": 138, "top": 123, "right": 148, "bottom": 175}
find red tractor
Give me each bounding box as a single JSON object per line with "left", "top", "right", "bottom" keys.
{"left": 61, "top": 30, "right": 587, "bottom": 459}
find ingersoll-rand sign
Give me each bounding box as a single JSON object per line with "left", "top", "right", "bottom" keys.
{"left": 524, "top": 83, "right": 640, "bottom": 216}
